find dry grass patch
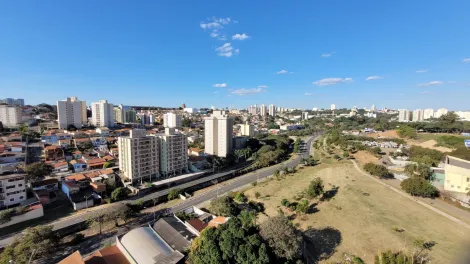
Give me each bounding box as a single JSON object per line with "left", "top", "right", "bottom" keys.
{"left": 245, "top": 163, "right": 470, "bottom": 263}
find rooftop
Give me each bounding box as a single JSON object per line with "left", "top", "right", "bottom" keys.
{"left": 84, "top": 245, "right": 129, "bottom": 264}
{"left": 447, "top": 156, "right": 470, "bottom": 170}
{"left": 153, "top": 216, "right": 196, "bottom": 252}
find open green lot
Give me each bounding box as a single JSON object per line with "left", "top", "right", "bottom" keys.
{"left": 244, "top": 162, "right": 470, "bottom": 263}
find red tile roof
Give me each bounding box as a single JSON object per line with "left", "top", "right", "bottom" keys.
{"left": 66, "top": 174, "right": 87, "bottom": 181}
{"left": 187, "top": 219, "right": 208, "bottom": 233}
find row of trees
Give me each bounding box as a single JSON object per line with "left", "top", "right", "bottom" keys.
{"left": 363, "top": 163, "right": 394, "bottom": 179}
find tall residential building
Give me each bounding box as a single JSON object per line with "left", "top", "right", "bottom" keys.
{"left": 434, "top": 108, "right": 449, "bottom": 119}
{"left": 330, "top": 104, "right": 336, "bottom": 111}
{"left": 238, "top": 121, "right": 254, "bottom": 137}
{"left": 163, "top": 113, "right": 182, "bottom": 128}
{"left": 302, "top": 112, "right": 309, "bottom": 120}
{"left": 269, "top": 104, "right": 276, "bottom": 117}
{"left": 0, "top": 105, "right": 21, "bottom": 127}
{"left": 456, "top": 111, "right": 470, "bottom": 121}
{"left": 139, "top": 113, "right": 150, "bottom": 125}
{"left": 371, "top": 104, "right": 376, "bottom": 112}
{"left": 0, "top": 173, "right": 26, "bottom": 208}
{"left": 126, "top": 109, "right": 137, "bottom": 123}
{"left": 114, "top": 107, "right": 125, "bottom": 124}
{"left": 159, "top": 128, "right": 188, "bottom": 177}
{"left": 0, "top": 98, "right": 24, "bottom": 107}
{"left": 57, "top": 97, "right": 87, "bottom": 129}
{"left": 398, "top": 109, "right": 411, "bottom": 122}
{"left": 91, "top": 100, "right": 114, "bottom": 128}
{"left": 412, "top": 109, "right": 424, "bottom": 122}
{"left": 204, "top": 110, "right": 233, "bottom": 157}
{"left": 423, "top": 109, "right": 435, "bottom": 120}
{"left": 118, "top": 129, "right": 160, "bottom": 184}
{"left": 260, "top": 104, "right": 267, "bottom": 117}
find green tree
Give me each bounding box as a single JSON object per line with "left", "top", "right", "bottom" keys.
{"left": 259, "top": 215, "right": 303, "bottom": 260}
{"left": 111, "top": 187, "right": 128, "bottom": 201}
{"left": 306, "top": 177, "right": 324, "bottom": 199}
{"left": 0, "top": 209, "right": 15, "bottom": 224}
{"left": 210, "top": 196, "right": 239, "bottom": 217}
{"left": 296, "top": 199, "right": 309, "bottom": 214}
{"left": 234, "top": 192, "right": 248, "bottom": 203}
{"left": 24, "top": 162, "right": 53, "bottom": 182}
{"left": 401, "top": 177, "right": 439, "bottom": 198}
{"left": 397, "top": 126, "right": 417, "bottom": 139}
{"left": 238, "top": 210, "right": 256, "bottom": 229}
{"left": 103, "top": 161, "right": 115, "bottom": 168}
{"left": 363, "top": 163, "right": 393, "bottom": 178}
{"left": 168, "top": 188, "right": 183, "bottom": 200}
{"left": 255, "top": 192, "right": 261, "bottom": 199}
{"left": 404, "top": 164, "right": 431, "bottom": 180}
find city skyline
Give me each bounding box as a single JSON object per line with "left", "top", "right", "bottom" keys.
{"left": 1, "top": 2, "right": 470, "bottom": 109}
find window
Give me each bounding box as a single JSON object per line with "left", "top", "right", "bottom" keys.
{"left": 19, "top": 196, "right": 24, "bottom": 199}
{"left": 467, "top": 178, "right": 470, "bottom": 182}
{"left": 457, "top": 186, "right": 460, "bottom": 189}
{"left": 451, "top": 185, "right": 454, "bottom": 188}
{"left": 9, "top": 198, "right": 14, "bottom": 202}
{"left": 18, "top": 184, "right": 22, "bottom": 187}
{"left": 5, "top": 185, "right": 15, "bottom": 189}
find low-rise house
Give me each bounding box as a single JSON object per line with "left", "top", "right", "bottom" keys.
{"left": 74, "top": 138, "right": 92, "bottom": 149}
{"left": 72, "top": 150, "right": 82, "bottom": 159}
{"left": 188, "top": 147, "right": 203, "bottom": 156}
{"left": 86, "top": 158, "right": 107, "bottom": 170}
{"left": 52, "top": 160, "right": 69, "bottom": 172}
{"left": 44, "top": 145, "right": 64, "bottom": 161}
{"left": 444, "top": 156, "right": 470, "bottom": 194}
{"left": 0, "top": 172, "right": 26, "bottom": 208}
{"left": 58, "top": 139, "right": 71, "bottom": 148}
{"left": 110, "top": 147, "right": 119, "bottom": 157}
{"left": 30, "top": 178, "right": 59, "bottom": 192}
{"left": 96, "top": 127, "right": 110, "bottom": 137}
{"left": 90, "top": 137, "right": 107, "bottom": 147}
{"left": 70, "top": 159, "right": 88, "bottom": 172}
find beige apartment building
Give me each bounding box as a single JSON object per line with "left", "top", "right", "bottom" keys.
{"left": 57, "top": 97, "right": 87, "bottom": 129}
{"left": 0, "top": 173, "right": 26, "bottom": 208}
{"left": 205, "top": 110, "right": 233, "bottom": 157}
{"left": 238, "top": 121, "right": 254, "bottom": 137}
{"left": 159, "top": 128, "right": 188, "bottom": 177}
{"left": 91, "top": 100, "right": 114, "bottom": 128}
{"left": 444, "top": 156, "right": 470, "bottom": 194}
{"left": 0, "top": 105, "right": 21, "bottom": 127}
{"left": 118, "top": 129, "right": 160, "bottom": 184}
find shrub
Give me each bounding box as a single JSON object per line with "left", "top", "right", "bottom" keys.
{"left": 175, "top": 211, "right": 196, "bottom": 221}
{"left": 234, "top": 192, "right": 248, "bottom": 203}
{"left": 255, "top": 192, "right": 261, "bottom": 199}
{"left": 401, "top": 177, "right": 439, "bottom": 198}
{"left": 397, "top": 126, "right": 417, "bottom": 139}
{"left": 306, "top": 177, "right": 324, "bottom": 199}
{"left": 111, "top": 187, "right": 128, "bottom": 201}
{"left": 409, "top": 146, "right": 444, "bottom": 166}
{"left": 0, "top": 209, "right": 15, "bottom": 224}
{"left": 363, "top": 163, "right": 393, "bottom": 179}
{"left": 280, "top": 198, "right": 290, "bottom": 207}
{"left": 168, "top": 188, "right": 182, "bottom": 200}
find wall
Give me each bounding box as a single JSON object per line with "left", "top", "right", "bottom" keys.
{"left": 0, "top": 206, "right": 44, "bottom": 228}
{"left": 72, "top": 199, "right": 94, "bottom": 210}
{"left": 444, "top": 164, "right": 470, "bottom": 193}
{"left": 388, "top": 156, "right": 415, "bottom": 167}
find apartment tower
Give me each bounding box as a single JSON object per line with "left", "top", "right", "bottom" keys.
{"left": 57, "top": 97, "right": 87, "bottom": 129}
{"left": 204, "top": 110, "right": 233, "bottom": 157}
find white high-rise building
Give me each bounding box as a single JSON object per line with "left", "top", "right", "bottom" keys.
{"left": 159, "top": 128, "right": 188, "bottom": 176}
{"left": 0, "top": 105, "right": 21, "bottom": 127}
{"left": 423, "top": 109, "right": 435, "bottom": 120}
{"left": 269, "top": 104, "right": 276, "bottom": 117}
{"left": 371, "top": 104, "right": 376, "bottom": 112}
{"left": 57, "top": 97, "right": 87, "bottom": 129}
{"left": 238, "top": 121, "right": 254, "bottom": 137}
{"left": 114, "top": 107, "right": 125, "bottom": 123}
{"left": 118, "top": 129, "right": 160, "bottom": 184}
{"left": 412, "top": 109, "right": 424, "bottom": 122}
{"left": 456, "top": 111, "right": 470, "bottom": 121}
{"left": 434, "top": 108, "right": 449, "bottom": 118}
{"left": 330, "top": 104, "right": 336, "bottom": 111}
{"left": 163, "top": 113, "right": 182, "bottom": 128}
{"left": 91, "top": 100, "right": 114, "bottom": 128}
{"left": 398, "top": 109, "right": 411, "bottom": 122}
{"left": 312, "top": 107, "right": 318, "bottom": 111}
{"left": 260, "top": 104, "right": 267, "bottom": 117}
{"left": 204, "top": 110, "right": 233, "bottom": 157}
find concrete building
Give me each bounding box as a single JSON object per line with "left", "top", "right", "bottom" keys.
{"left": 57, "top": 97, "right": 87, "bottom": 129}
{"left": 159, "top": 128, "right": 188, "bottom": 177}
{"left": 118, "top": 129, "right": 160, "bottom": 184}
{"left": 269, "top": 104, "right": 276, "bottom": 117}
{"left": 91, "top": 100, "right": 114, "bottom": 128}
{"left": 398, "top": 109, "right": 411, "bottom": 122}
{"left": 163, "top": 113, "right": 182, "bottom": 128}
{"left": 456, "top": 111, "right": 470, "bottom": 121}
{"left": 184, "top": 108, "right": 198, "bottom": 114}
{"left": 412, "top": 109, "right": 424, "bottom": 122}
{"left": 371, "top": 104, "right": 376, "bottom": 112}
{"left": 125, "top": 109, "right": 137, "bottom": 123}
{"left": 0, "top": 105, "right": 21, "bottom": 127}
{"left": 434, "top": 108, "right": 448, "bottom": 118}
{"left": 0, "top": 173, "right": 26, "bottom": 208}
{"left": 0, "top": 98, "right": 24, "bottom": 107}
{"left": 302, "top": 112, "right": 309, "bottom": 120}
{"left": 330, "top": 104, "right": 336, "bottom": 111}
{"left": 114, "top": 107, "right": 125, "bottom": 124}
{"left": 238, "top": 121, "right": 254, "bottom": 137}
{"left": 444, "top": 156, "right": 470, "bottom": 194}
{"left": 204, "top": 110, "right": 233, "bottom": 157}
{"left": 260, "top": 104, "right": 267, "bottom": 117}
{"left": 423, "top": 108, "right": 435, "bottom": 120}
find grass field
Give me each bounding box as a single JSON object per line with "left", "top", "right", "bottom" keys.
{"left": 244, "top": 162, "right": 470, "bottom": 263}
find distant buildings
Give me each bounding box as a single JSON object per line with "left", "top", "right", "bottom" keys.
{"left": 204, "top": 110, "right": 233, "bottom": 157}
{"left": 184, "top": 108, "right": 198, "bottom": 114}
{"left": 57, "top": 97, "right": 87, "bottom": 129}
{"left": 434, "top": 108, "right": 448, "bottom": 118}
{"left": 159, "top": 128, "right": 188, "bottom": 177}
{"left": 269, "top": 104, "right": 276, "bottom": 116}
{"left": 412, "top": 109, "right": 424, "bottom": 122}
{"left": 0, "top": 105, "right": 21, "bottom": 127}
{"left": 0, "top": 98, "right": 24, "bottom": 107}
{"left": 0, "top": 173, "right": 26, "bottom": 208}
{"left": 113, "top": 104, "right": 132, "bottom": 124}
{"left": 91, "top": 100, "right": 114, "bottom": 128}
{"left": 163, "top": 113, "right": 182, "bottom": 128}
{"left": 302, "top": 112, "right": 309, "bottom": 120}
{"left": 260, "top": 104, "right": 267, "bottom": 117}
{"left": 238, "top": 121, "right": 254, "bottom": 137}
{"left": 371, "top": 104, "right": 376, "bottom": 112}
{"left": 398, "top": 109, "right": 411, "bottom": 122}
{"left": 248, "top": 105, "right": 258, "bottom": 115}
{"left": 126, "top": 109, "right": 137, "bottom": 123}
{"left": 330, "top": 104, "right": 336, "bottom": 111}
{"left": 423, "top": 109, "right": 435, "bottom": 120}
{"left": 456, "top": 111, "right": 470, "bottom": 121}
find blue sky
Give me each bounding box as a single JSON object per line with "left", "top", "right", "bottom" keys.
{"left": 1, "top": 1, "right": 470, "bottom": 110}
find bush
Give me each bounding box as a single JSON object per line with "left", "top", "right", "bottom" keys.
{"left": 70, "top": 233, "right": 85, "bottom": 245}
{"left": 0, "top": 209, "right": 15, "bottom": 224}
{"left": 281, "top": 198, "right": 290, "bottom": 207}
{"left": 111, "top": 187, "right": 128, "bottom": 201}
{"left": 401, "top": 177, "right": 439, "bottom": 198}
{"left": 363, "top": 163, "right": 393, "bottom": 179}
{"left": 175, "top": 211, "right": 196, "bottom": 221}
{"left": 306, "top": 177, "right": 324, "bottom": 199}
{"left": 409, "top": 146, "right": 444, "bottom": 166}
{"left": 397, "top": 126, "right": 417, "bottom": 139}
{"left": 255, "top": 192, "right": 261, "bottom": 199}
{"left": 436, "top": 135, "right": 466, "bottom": 148}
{"left": 210, "top": 196, "right": 239, "bottom": 217}
{"left": 234, "top": 192, "right": 248, "bottom": 203}
{"left": 168, "top": 188, "right": 182, "bottom": 200}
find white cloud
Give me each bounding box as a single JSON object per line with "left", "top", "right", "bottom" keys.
{"left": 313, "top": 77, "right": 353, "bottom": 86}
{"left": 462, "top": 58, "right": 470, "bottom": 63}
{"left": 215, "top": 43, "right": 239, "bottom": 57}
{"left": 232, "top": 33, "right": 250, "bottom": 40}
{"left": 213, "top": 83, "right": 228, "bottom": 88}
{"left": 276, "top": 69, "right": 294, "bottom": 75}
{"left": 448, "top": 81, "right": 456, "bottom": 84}
{"left": 365, "top": 76, "right": 383, "bottom": 81}
{"left": 231, "top": 88, "right": 265, "bottom": 96}
{"left": 420, "top": 91, "right": 431, "bottom": 94}
{"left": 416, "top": 69, "right": 428, "bottom": 73}
{"left": 210, "top": 32, "right": 219, "bottom": 38}
{"left": 417, "top": 81, "right": 443, "bottom": 86}
{"left": 321, "top": 52, "right": 335, "bottom": 58}
{"left": 305, "top": 93, "right": 313, "bottom": 96}
{"left": 258, "top": 85, "right": 268, "bottom": 88}
{"left": 200, "top": 22, "right": 222, "bottom": 30}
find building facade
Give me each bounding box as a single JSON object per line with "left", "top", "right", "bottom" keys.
{"left": 0, "top": 173, "right": 26, "bottom": 208}
{"left": 159, "top": 128, "right": 188, "bottom": 177}
{"left": 444, "top": 156, "right": 470, "bottom": 194}
{"left": 57, "top": 97, "right": 87, "bottom": 129}
{"left": 268, "top": 104, "right": 276, "bottom": 117}
{"left": 91, "top": 100, "right": 114, "bottom": 128}
{"left": 434, "top": 108, "right": 448, "bottom": 118}
{"left": 238, "top": 121, "right": 254, "bottom": 137}
{"left": 259, "top": 104, "right": 267, "bottom": 117}
{"left": 118, "top": 129, "right": 160, "bottom": 184}
{"left": 423, "top": 109, "right": 435, "bottom": 120}
{"left": 398, "top": 109, "right": 411, "bottom": 122}
{"left": 0, "top": 105, "right": 21, "bottom": 127}
{"left": 163, "top": 113, "right": 182, "bottom": 128}
{"left": 330, "top": 104, "right": 336, "bottom": 111}
{"left": 204, "top": 110, "right": 233, "bottom": 157}
{"left": 0, "top": 98, "right": 24, "bottom": 107}
{"left": 412, "top": 109, "right": 424, "bottom": 122}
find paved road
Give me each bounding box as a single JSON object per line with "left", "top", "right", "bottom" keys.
{"left": 0, "top": 133, "right": 320, "bottom": 247}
